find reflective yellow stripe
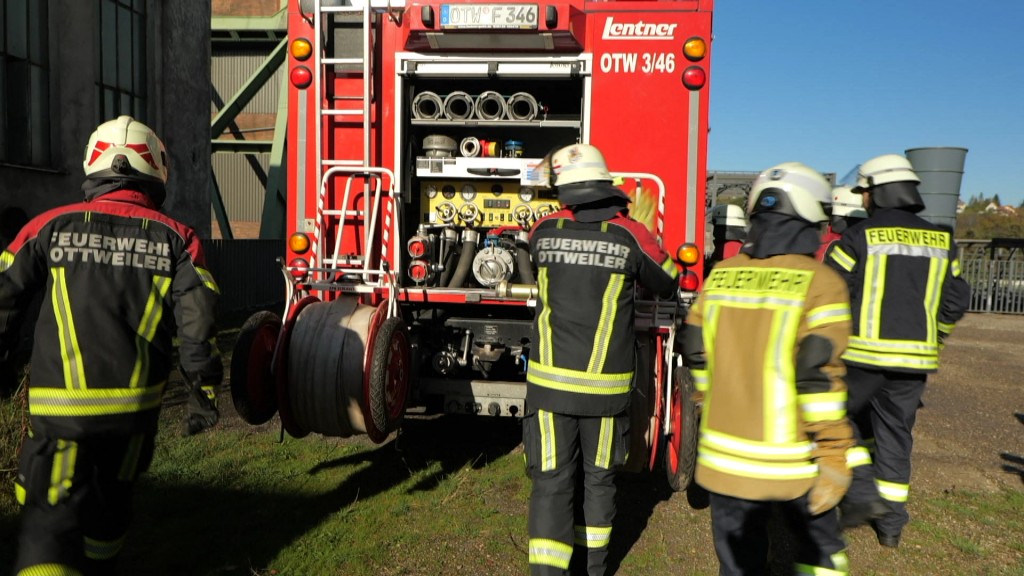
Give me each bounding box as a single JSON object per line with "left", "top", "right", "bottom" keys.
{"left": 845, "top": 446, "right": 872, "bottom": 468}
{"left": 951, "top": 257, "right": 961, "bottom": 276}
{"left": 0, "top": 250, "right": 14, "bottom": 272}
{"left": 938, "top": 321, "right": 955, "bottom": 334}
{"left": 798, "top": 391, "right": 847, "bottom": 422}
{"left": 861, "top": 253, "right": 887, "bottom": 339}
{"left": 51, "top": 269, "right": 87, "bottom": 390}
{"left": 923, "top": 255, "right": 947, "bottom": 345}
{"left": 697, "top": 447, "right": 818, "bottom": 480}
{"left": 595, "top": 417, "right": 614, "bottom": 469}
{"left": 537, "top": 268, "right": 552, "bottom": 366}
{"left": 806, "top": 303, "right": 851, "bottom": 329}
{"left": 795, "top": 562, "right": 848, "bottom": 575}
{"left": 876, "top": 479, "right": 910, "bottom": 503}
{"left": 15, "top": 481, "right": 26, "bottom": 505}
{"left": 661, "top": 256, "right": 679, "bottom": 278}
{"left": 842, "top": 347, "right": 938, "bottom": 371}
{"left": 84, "top": 534, "right": 125, "bottom": 560}
{"left": 765, "top": 308, "right": 799, "bottom": 443}
{"left": 527, "top": 362, "right": 632, "bottom": 395}
{"left": 574, "top": 524, "right": 612, "bottom": 548}
{"left": 29, "top": 383, "right": 165, "bottom": 417}
{"left": 829, "top": 246, "right": 855, "bottom": 272}
{"left": 692, "top": 368, "right": 708, "bottom": 392}
{"left": 17, "top": 564, "right": 84, "bottom": 576}
{"left": 48, "top": 439, "right": 77, "bottom": 506}
{"left": 701, "top": 429, "right": 813, "bottom": 461}
{"left": 529, "top": 538, "right": 573, "bottom": 569}
{"left": 538, "top": 410, "right": 557, "bottom": 472}
{"left": 131, "top": 276, "right": 172, "bottom": 389}
{"left": 195, "top": 266, "right": 220, "bottom": 294}
{"left": 588, "top": 274, "right": 624, "bottom": 373}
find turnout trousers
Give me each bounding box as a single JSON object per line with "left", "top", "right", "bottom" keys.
{"left": 523, "top": 409, "right": 630, "bottom": 576}
{"left": 13, "top": 432, "right": 155, "bottom": 576}
{"left": 709, "top": 492, "right": 849, "bottom": 575}
{"left": 844, "top": 365, "right": 927, "bottom": 536}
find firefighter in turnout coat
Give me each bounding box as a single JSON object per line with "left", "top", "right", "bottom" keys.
{"left": 0, "top": 116, "right": 223, "bottom": 575}
{"left": 683, "top": 162, "right": 856, "bottom": 575}
{"left": 524, "top": 144, "right": 679, "bottom": 576}
{"left": 827, "top": 154, "right": 971, "bottom": 548}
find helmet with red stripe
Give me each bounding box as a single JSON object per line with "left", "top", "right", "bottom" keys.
{"left": 83, "top": 115, "right": 168, "bottom": 184}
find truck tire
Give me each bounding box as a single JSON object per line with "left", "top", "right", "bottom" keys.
{"left": 230, "top": 311, "right": 281, "bottom": 425}
{"left": 663, "top": 365, "right": 699, "bottom": 492}
{"left": 364, "top": 315, "right": 411, "bottom": 443}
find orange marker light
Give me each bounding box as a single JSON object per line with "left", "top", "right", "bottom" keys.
{"left": 676, "top": 243, "right": 701, "bottom": 266}
{"left": 683, "top": 37, "right": 706, "bottom": 62}
{"left": 289, "top": 233, "right": 311, "bottom": 254}
{"left": 290, "top": 38, "right": 313, "bottom": 61}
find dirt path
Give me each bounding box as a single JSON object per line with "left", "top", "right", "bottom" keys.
{"left": 911, "top": 313, "right": 1024, "bottom": 493}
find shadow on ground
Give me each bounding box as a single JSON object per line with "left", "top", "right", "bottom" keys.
{"left": 999, "top": 412, "right": 1024, "bottom": 484}
{"left": 2, "top": 414, "right": 524, "bottom": 576}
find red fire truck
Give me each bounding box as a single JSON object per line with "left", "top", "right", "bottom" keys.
{"left": 231, "top": 0, "right": 712, "bottom": 489}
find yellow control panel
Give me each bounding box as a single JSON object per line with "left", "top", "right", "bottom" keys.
{"left": 420, "top": 181, "right": 560, "bottom": 228}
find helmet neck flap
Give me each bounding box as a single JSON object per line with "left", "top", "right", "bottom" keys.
{"left": 741, "top": 211, "right": 821, "bottom": 259}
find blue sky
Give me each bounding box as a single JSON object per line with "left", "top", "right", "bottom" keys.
{"left": 707, "top": 1, "right": 1024, "bottom": 206}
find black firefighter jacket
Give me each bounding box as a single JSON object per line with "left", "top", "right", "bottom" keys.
{"left": 0, "top": 188, "right": 222, "bottom": 439}
{"left": 827, "top": 208, "right": 971, "bottom": 374}
{"left": 526, "top": 208, "right": 679, "bottom": 417}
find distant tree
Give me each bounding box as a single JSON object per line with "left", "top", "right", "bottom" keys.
{"left": 993, "top": 194, "right": 1001, "bottom": 206}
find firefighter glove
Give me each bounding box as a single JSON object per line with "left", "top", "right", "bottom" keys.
{"left": 183, "top": 369, "right": 219, "bottom": 436}
{"left": 808, "top": 454, "right": 852, "bottom": 515}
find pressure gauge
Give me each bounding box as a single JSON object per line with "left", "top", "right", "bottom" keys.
{"left": 461, "top": 184, "right": 477, "bottom": 201}
{"left": 519, "top": 187, "right": 536, "bottom": 202}
{"left": 442, "top": 185, "right": 456, "bottom": 199}
{"left": 425, "top": 184, "right": 439, "bottom": 199}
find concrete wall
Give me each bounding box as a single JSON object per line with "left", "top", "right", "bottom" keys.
{"left": 0, "top": 0, "right": 212, "bottom": 238}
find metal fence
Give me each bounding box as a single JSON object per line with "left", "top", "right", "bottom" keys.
{"left": 202, "top": 239, "right": 284, "bottom": 322}
{"left": 960, "top": 240, "right": 1024, "bottom": 314}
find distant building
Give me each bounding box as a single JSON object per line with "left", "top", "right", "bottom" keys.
{"left": 0, "top": 1, "right": 213, "bottom": 237}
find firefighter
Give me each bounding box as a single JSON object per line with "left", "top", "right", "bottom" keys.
{"left": 524, "top": 143, "right": 679, "bottom": 576}
{"left": 0, "top": 115, "right": 223, "bottom": 575}
{"left": 816, "top": 185, "right": 867, "bottom": 261}
{"left": 682, "top": 162, "right": 855, "bottom": 575}
{"left": 827, "top": 153, "right": 971, "bottom": 547}
{"left": 708, "top": 202, "right": 747, "bottom": 270}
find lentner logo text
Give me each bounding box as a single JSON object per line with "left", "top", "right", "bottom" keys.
{"left": 602, "top": 17, "right": 677, "bottom": 40}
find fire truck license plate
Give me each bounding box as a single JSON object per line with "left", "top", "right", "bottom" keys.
{"left": 440, "top": 4, "right": 539, "bottom": 29}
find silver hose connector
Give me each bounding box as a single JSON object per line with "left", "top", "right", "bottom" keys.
{"left": 475, "top": 90, "right": 508, "bottom": 121}
{"left": 507, "top": 92, "right": 539, "bottom": 121}
{"left": 443, "top": 91, "right": 476, "bottom": 120}
{"left": 412, "top": 91, "right": 443, "bottom": 120}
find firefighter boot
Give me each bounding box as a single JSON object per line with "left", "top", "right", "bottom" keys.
{"left": 839, "top": 498, "right": 890, "bottom": 530}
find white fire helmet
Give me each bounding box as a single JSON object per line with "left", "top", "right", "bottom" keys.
{"left": 550, "top": 143, "right": 613, "bottom": 187}
{"left": 711, "top": 203, "right": 747, "bottom": 227}
{"left": 83, "top": 115, "right": 169, "bottom": 183}
{"left": 832, "top": 185, "right": 868, "bottom": 219}
{"left": 747, "top": 162, "right": 832, "bottom": 224}
{"left": 852, "top": 154, "right": 920, "bottom": 192}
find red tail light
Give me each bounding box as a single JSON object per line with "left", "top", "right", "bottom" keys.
{"left": 289, "top": 258, "right": 309, "bottom": 280}
{"left": 682, "top": 66, "right": 706, "bottom": 90}
{"left": 679, "top": 270, "right": 700, "bottom": 292}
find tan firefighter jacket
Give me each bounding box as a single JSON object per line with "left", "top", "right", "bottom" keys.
{"left": 683, "top": 252, "right": 854, "bottom": 501}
